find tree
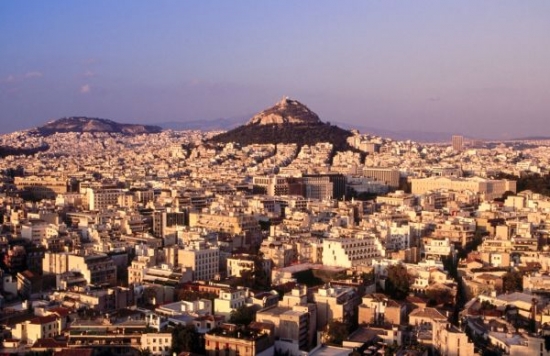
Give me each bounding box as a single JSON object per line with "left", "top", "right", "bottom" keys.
{"left": 385, "top": 264, "right": 410, "bottom": 300}
{"left": 171, "top": 324, "right": 204, "bottom": 354}
{"left": 323, "top": 320, "right": 350, "bottom": 345}
{"left": 426, "top": 288, "right": 453, "bottom": 305}
{"left": 177, "top": 289, "right": 217, "bottom": 302}
{"left": 143, "top": 287, "right": 157, "bottom": 306}
{"left": 502, "top": 270, "right": 523, "bottom": 293}
{"left": 240, "top": 268, "right": 255, "bottom": 288}
{"left": 229, "top": 305, "right": 256, "bottom": 325}
{"left": 139, "top": 348, "right": 152, "bottom": 356}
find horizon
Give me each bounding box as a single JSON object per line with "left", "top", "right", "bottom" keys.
{"left": 1, "top": 1, "right": 549, "bottom": 139}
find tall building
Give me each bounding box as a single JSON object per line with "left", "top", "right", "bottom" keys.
{"left": 86, "top": 187, "right": 125, "bottom": 211}
{"left": 311, "top": 284, "right": 360, "bottom": 330}
{"left": 177, "top": 240, "right": 219, "bottom": 281}
{"left": 43, "top": 252, "right": 117, "bottom": 286}
{"left": 362, "top": 168, "right": 401, "bottom": 188}
{"left": 452, "top": 135, "right": 464, "bottom": 151}
{"left": 322, "top": 235, "right": 384, "bottom": 268}
{"left": 152, "top": 209, "right": 186, "bottom": 238}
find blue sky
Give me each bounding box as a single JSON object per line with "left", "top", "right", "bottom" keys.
{"left": 1, "top": 1, "right": 549, "bottom": 138}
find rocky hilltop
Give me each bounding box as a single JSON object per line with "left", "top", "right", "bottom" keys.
{"left": 247, "top": 97, "right": 321, "bottom": 125}
{"left": 210, "top": 98, "right": 355, "bottom": 153}
{"left": 34, "top": 117, "right": 163, "bottom": 136}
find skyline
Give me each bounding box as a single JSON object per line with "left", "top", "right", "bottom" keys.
{"left": 1, "top": 1, "right": 550, "bottom": 139}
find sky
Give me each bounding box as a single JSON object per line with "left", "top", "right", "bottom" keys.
{"left": 1, "top": 1, "right": 549, "bottom": 139}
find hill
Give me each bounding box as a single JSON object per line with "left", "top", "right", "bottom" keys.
{"left": 33, "top": 117, "right": 162, "bottom": 136}
{"left": 209, "top": 98, "right": 355, "bottom": 152}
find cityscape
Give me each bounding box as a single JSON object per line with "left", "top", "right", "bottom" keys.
{"left": 1, "top": 2, "right": 550, "bottom": 356}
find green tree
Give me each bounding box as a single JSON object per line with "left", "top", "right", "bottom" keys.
{"left": 139, "top": 348, "right": 152, "bottom": 356}
{"left": 502, "top": 270, "right": 523, "bottom": 293}
{"left": 177, "top": 289, "right": 218, "bottom": 302}
{"left": 426, "top": 288, "right": 453, "bottom": 305}
{"left": 171, "top": 324, "right": 204, "bottom": 354}
{"left": 385, "top": 264, "right": 410, "bottom": 300}
{"left": 239, "top": 268, "right": 255, "bottom": 288}
{"left": 229, "top": 305, "right": 256, "bottom": 325}
{"left": 323, "top": 320, "right": 350, "bottom": 345}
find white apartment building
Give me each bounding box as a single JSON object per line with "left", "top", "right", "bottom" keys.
{"left": 421, "top": 237, "right": 455, "bottom": 261}
{"left": 21, "top": 219, "right": 58, "bottom": 244}
{"left": 178, "top": 240, "right": 219, "bottom": 281}
{"left": 155, "top": 299, "right": 213, "bottom": 317}
{"left": 383, "top": 224, "right": 411, "bottom": 251}
{"left": 322, "top": 236, "right": 384, "bottom": 268}
{"left": 87, "top": 187, "right": 125, "bottom": 210}
{"left": 226, "top": 254, "right": 272, "bottom": 279}
{"left": 214, "top": 288, "right": 246, "bottom": 318}
{"left": 140, "top": 333, "right": 172, "bottom": 356}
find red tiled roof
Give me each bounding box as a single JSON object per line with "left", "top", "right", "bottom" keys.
{"left": 32, "top": 338, "right": 67, "bottom": 348}
{"left": 30, "top": 315, "right": 59, "bottom": 324}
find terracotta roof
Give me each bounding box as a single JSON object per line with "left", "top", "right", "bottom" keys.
{"left": 409, "top": 307, "right": 447, "bottom": 321}
{"left": 48, "top": 307, "right": 70, "bottom": 317}
{"left": 32, "top": 338, "right": 67, "bottom": 349}
{"left": 30, "top": 315, "right": 59, "bottom": 324}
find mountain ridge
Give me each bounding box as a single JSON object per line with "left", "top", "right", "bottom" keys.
{"left": 33, "top": 117, "right": 162, "bottom": 136}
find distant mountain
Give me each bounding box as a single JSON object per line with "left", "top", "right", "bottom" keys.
{"left": 511, "top": 136, "right": 550, "bottom": 141}
{"left": 157, "top": 116, "right": 247, "bottom": 131}
{"left": 209, "top": 98, "right": 355, "bottom": 152}
{"left": 33, "top": 117, "right": 162, "bottom": 136}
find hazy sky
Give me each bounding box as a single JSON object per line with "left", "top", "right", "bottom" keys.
{"left": 1, "top": 1, "right": 549, "bottom": 138}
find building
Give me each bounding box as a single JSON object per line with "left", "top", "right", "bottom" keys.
{"left": 252, "top": 175, "right": 290, "bottom": 196}
{"left": 302, "top": 173, "right": 346, "bottom": 200}
{"left": 214, "top": 288, "right": 247, "bottom": 318}
{"left": 226, "top": 254, "right": 272, "bottom": 280}
{"left": 256, "top": 304, "right": 317, "bottom": 351}
{"left": 260, "top": 238, "right": 295, "bottom": 268}
{"left": 12, "top": 314, "right": 62, "bottom": 344}
{"left": 358, "top": 294, "right": 406, "bottom": 325}
{"left": 20, "top": 219, "right": 58, "bottom": 244}
{"left": 411, "top": 176, "right": 516, "bottom": 201}
{"left": 322, "top": 236, "right": 384, "bottom": 268}
{"left": 204, "top": 324, "right": 273, "bottom": 356}
{"left": 14, "top": 175, "right": 68, "bottom": 200}
{"left": 362, "top": 168, "right": 401, "bottom": 188}
{"left": 311, "top": 284, "right": 360, "bottom": 330}
{"left": 376, "top": 191, "right": 416, "bottom": 207}
{"left": 452, "top": 135, "right": 464, "bottom": 151}
{"left": 188, "top": 211, "right": 260, "bottom": 237}
{"left": 152, "top": 210, "right": 186, "bottom": 238}
{"left": 43, "top": 252, "right": 117, "bottom": 286}
{"left": 155, "top": 299, "right": 213, "bottom": 317}
{"left": 432, "top": 320, "right": 475, "bottom": 356}
{"left": 177, "top": 240, "right": 219, "bottom": 281}
{"left": 86, "top": 187, "right": 126, "bottom": 211}
{"left": 421, "top": 237, "right": 455, "bottom": 261}
{"left": 140, "top": 333, "right": 172, "bottom": 356}
{"left": 432, "top": 218, "right": 476, "bottom": 248}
